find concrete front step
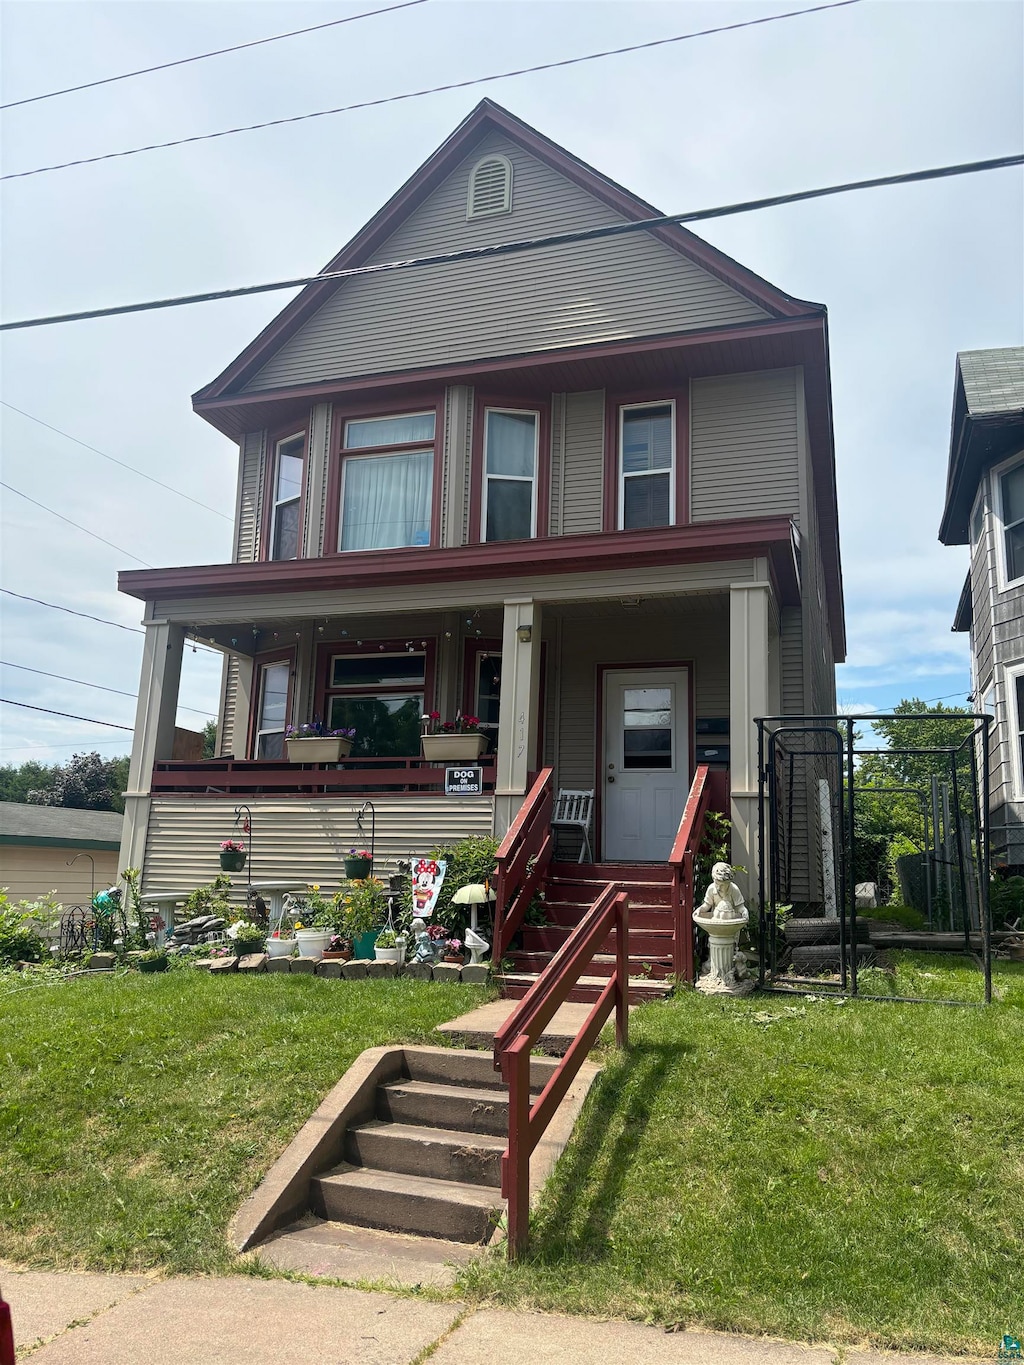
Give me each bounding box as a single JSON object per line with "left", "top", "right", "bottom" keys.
{"left": 402, "top": 1045, "right": 557, "bottom": 1092}
{"left": 509, "top": 950, "right": 673, "bottom": 981}
{"left": 345, "top": 1119, "right": 504, "bottom": 1188}
{"left": 311, "top": 1165, "right": 503, "bottom": 1244}
{"left": 499, "top": 972, "right": 672, "bottom": 1004}
{"left": 377, "top": 1078, "right": 509, "bottom": 1136}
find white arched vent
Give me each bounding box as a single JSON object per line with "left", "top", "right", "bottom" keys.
{"left": 466, "top": 155, "right": 513, "bottom": 219}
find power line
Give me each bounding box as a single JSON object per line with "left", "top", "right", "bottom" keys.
{"left": 2, "top": 152, "right": 1020, "bottom": 333}
{"left": 0, "top": 659, "right": 214, "bottom": 718}
{"left": 0, "top": 1, "right": 427, "bottom": 110}
{"left": 0, "top": 698, "right": 133, "bottom": 730}
{"left": 1, "top": 1, "right": 863, "bottom": 181}
{"left": 0, "top": 736, "right": 129, "bottom": 754}
{"left": 1, "top": 480, "right": 152, "bottom": 565}
{"left": 1, "top": 401, "right": 231, "bottom": 521}
{"left": 1, "top": 588, "right": 144, "bottom": 634}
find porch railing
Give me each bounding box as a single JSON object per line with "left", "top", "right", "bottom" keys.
{"left": 492, "top": 767, "right": 554, "bottom": 961}
{"left": 669, "top": 765, "right": 729, "bottom": 981}
{"left": 150, "top": 756, "right": 497, "bottom": 796}
{"left": 493, "top": 881, "right": 629, "bottom": 1258}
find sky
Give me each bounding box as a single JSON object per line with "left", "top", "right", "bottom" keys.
{"left": 1, "top": 0, "right": 1022, "bottom": 768}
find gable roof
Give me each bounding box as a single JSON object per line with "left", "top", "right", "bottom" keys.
{"left": 939, "top": 346, "right": 1024, "bottom": 545}
{"left": 193, "top": 99, "right": 824, "bottom": 409}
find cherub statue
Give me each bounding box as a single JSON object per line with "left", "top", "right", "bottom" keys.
{"left": 410, "top": 917, "right": 436, "bottom": 964}
{"left": 702, "top": 862, "right": 747, "bottom": 921}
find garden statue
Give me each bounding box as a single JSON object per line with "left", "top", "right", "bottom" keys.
{"left": 693, "top": 862, "right": 755, "bottom": 996}
{"left": 410, "top": 918, "right": 436, "bottom": 964}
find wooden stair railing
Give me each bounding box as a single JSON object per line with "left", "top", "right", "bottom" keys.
{"left": 493, "top": 881, "right": 629, "bottom": 1258}
{"left": 669, "top": 765, "right": 729, "bottom": 982}
{"left": 492, "top": 767, "right": 554, "bottom": 963}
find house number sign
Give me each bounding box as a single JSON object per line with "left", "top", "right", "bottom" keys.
{"left": 444, "top": 766, "right": 483, "bottom": 796}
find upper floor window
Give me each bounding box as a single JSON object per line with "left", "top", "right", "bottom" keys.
{"left": 339, "top": 411, "right": 435, "bottom": 552}
{"left": 970, "top": 488, "right": 985, "bottom": 549}
{"left": 270, "top": 433, "right": 305, "bottom": 560}
{"left": 467, "top": 155, "right": 513, "bottom": 218}
{"left": 619, "top": 402, "right": 674, "bottom": 530}
{"left": 998, "top": 460, "right": 1024, "bottom": 585}
{"left": 483, "top": 408, "right": 538, "bottom": 542}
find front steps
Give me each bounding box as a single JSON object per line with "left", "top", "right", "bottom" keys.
{"left": 502, "top": 861, "right": 676, "bottom": 1003}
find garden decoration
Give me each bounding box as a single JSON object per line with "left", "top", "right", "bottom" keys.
{"left": 451, "top": 882, "right": 494, "bottom": 964}
{"left": 66, "top": 851, "right": 96, "bottom": 907}
{"left": 373, "top": 894, "right": 403, "bottom": 962}
{"left": 410, "top": 918, "right": 436, "bottom": 964}
{"left": 411, "top": 858, "right": 447, "bottom": 918}
{"left": 420, "top": 711, "right": 487, "bottom": 761}
{"left": 91, "top": 886, "right": 129, "bottom": 954}
{"left": 219, "top": 839, "right": 246, "bottom": 873}
{"left": 346, "top": 799, "right": 376, "bottom": 878}
{"left": 57, "top": 905, "right": 90, "bottom": 960}
{"left": 693, "top": 862, "right": 755, "bottom": 997}
{"left": 231, "top": 806, "right": 253, "bottom": 887}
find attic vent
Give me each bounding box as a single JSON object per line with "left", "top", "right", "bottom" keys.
{"left": 467, "top": 155, "right": 513, "bottom": 219}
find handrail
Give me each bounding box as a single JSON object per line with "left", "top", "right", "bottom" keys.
{"left": 668, "top": 765, "right": 728, "bottom": 981}
{"left": 492, "top": 767, "right": 554, "bottom": 961}
{"left": 494, "top": 881, "right": 629, "bottom": 1258}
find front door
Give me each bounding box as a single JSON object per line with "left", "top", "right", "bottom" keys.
{"left": 602, "top": 668, "right": 690, "bottom": 861}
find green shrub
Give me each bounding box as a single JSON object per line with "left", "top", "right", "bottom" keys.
{"left": 989, "top": 875, "right": 1024, "bottom": 931}
{"left": 429, "top": 835, "right": 500, "bottom": 938}
{"left": 0, "top": 889, "right": 48, "bottom": 966}
{"left": 858, "top": 904, "right": 927, "bottom": 930}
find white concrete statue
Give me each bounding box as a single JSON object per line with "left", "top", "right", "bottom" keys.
{"left": 693, "top": 862, "right": 755, "bottom": 996}
{"left": 702, "top": 863, "right": 748, "bottom": 920}
{"left": 410, "top": 918, "right": 436, "bottom": 964}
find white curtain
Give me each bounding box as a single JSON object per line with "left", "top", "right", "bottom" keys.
{"left": 341, "top": 451, "right": 433, "bottom": 551}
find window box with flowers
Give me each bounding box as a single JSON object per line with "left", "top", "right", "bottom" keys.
{"left": 420, "top": 712, "right": 487, "bottom": 761}
{"left": 285, "top": 721, "right": 356, "bottom": 763}
{"left": 219, "top": 839, "right": 246, "bottom": 872}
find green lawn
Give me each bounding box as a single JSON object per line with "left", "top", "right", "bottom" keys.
{"left": 0, "top": 971, "right": 490, "bottom": 1274}
{"left": 459, "top": 958, "right": 1024, "bottom": 1357}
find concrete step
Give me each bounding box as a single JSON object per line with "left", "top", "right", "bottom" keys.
{"left": 521, "top": 925, "right": 673, "bottom": 955}
{"left": 345, "top": 1119, "right": 504, "bottom": 1188}
{"left": 403, "top": 1046, "right": 556, "bottom": 1093}
{"left": 499, "top": 972, "right": 672, "bottom": 1004}
{"left": 508, "top": 950, "right": 673, "bottom": 981}
{"left": 377, "top": 1079, "right": 509, "bottom": 1136}
{"left": 311, "top": 1165, "right": 503, "bottom": 1243}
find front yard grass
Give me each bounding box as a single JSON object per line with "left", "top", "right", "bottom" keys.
{"left": 0, "top": 970, "right": 490, "bottom": 1274}
{"left": 458, "top": 957, "right": 1024, "bottom": 1357}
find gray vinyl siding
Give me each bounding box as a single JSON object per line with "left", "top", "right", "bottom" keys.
{"left": 304, "top": 403, "right": 332, "bottom": 558}
{"left": 143, "top": 795, "right": 494, "bottom": 901}
{"left": 689, "top": 369, "right": 800, "bottom": 523}
{"left": 243, "top": 132, "right": 767, "bottom": 393}
{"left": 780, "top": 607, "right": 804, "bottom": 713}
{"left": 441, "top": 385, "right": 474, "bottom": 547}
{"left": 557, "top": 390, "right": 605, "bottom": 535}
{"left": 234, "top": 431, "right": 266, "bottom": 562}
{"left": 217, "top": 655, "right": 240, "bottom": 758}
{"left": 548, "top": 394, "right": 565, "bottom": 535}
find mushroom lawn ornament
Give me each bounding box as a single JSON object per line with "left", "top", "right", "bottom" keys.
{"left": 692, "top": 862, "right": 755, "bottom": 996}
{"left": 451, "top": 881, "right": 495, "bottom": 965}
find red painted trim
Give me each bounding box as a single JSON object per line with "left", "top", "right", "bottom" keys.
{"left": 601, "top": 388, "right": 689, "bottom": 533}
{"left": 322, "top": 395, "right": 445, "bottom": 556}
{"left": 260, "top": 420, "right": 310, "bottom": 563}
{"left": 468, "top": 394, "right": 551, "bottom": 545}
{"left": 313, "top": 636, "right": 437, "bottom": 746}
{"left": 247, "top": 647, "right": 295, "bottom": 759}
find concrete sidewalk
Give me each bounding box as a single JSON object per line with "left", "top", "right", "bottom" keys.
{"left": 2, "top": 1268, "right": 986, "bottom": 1364}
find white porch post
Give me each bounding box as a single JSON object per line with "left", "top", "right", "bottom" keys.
{"left": 118, "top": 620, "right": 185, "bottom": 880}
{"left": 494, "top": 598, "right": 543, "bottom": 836}
{"left": 730, "top": 580, "right": 771, "bottom": 900}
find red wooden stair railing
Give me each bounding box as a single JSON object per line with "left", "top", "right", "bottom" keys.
{"left": 492, "top": 767, "right": 554, "bottom": 963}
{"left": 669, "top": 764, "right": 729, "bottom": 982}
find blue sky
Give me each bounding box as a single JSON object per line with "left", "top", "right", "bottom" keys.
{"left": 1, "top": 0, "right": 1022, "bottom": 766}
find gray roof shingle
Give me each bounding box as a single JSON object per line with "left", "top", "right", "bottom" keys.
{"left": 0, "top": 802, "right": 123, "bottom": 846}
{"left": 958, "top": 346, "right": 1024, "bottom": 417}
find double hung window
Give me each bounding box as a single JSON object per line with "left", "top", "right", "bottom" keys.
{"left": 339, "top": 412, "right": 435, "bottom": 552}
{"left": 270, "top": 433, "right": 305, "bottom": 560}
{"left": 323, "top": 652, "right": 427, "bottom": 757}
{"left": 618, "top": 402, "right": 675, "bottom": 530}
{"left": 482, "top": 409, "right": 538, "bottom": 542}
{"left": 999, "top": 461, "right": 1024, "bottom": 585}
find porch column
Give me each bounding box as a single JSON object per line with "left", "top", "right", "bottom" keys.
{"left": 494, "top": 597, "right": 543, "bottom": 836}
{"left": 730, "top": 581, "right": 771, "bottom": 901}
{"left": 118, "top": 620, "right": 185, "bottom": 879}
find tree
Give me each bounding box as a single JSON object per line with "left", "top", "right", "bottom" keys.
{"left": 202, "top": 720, "right": 218, "bottom": 759}
{"left": 26, "top": 751, "right": 130, "bottom": 813}
{"left": 0, "top": 760, "right": 57, "bottom": 805}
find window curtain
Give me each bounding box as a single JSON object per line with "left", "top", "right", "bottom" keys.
{"left": 341, "top": 451, "right": 433, "bottom": 551}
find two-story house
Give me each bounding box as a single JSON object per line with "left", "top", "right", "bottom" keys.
{"left": 117, "top": 100, "right": 843, "bottom": 911}
{"left": 939, "top": 346, "right": 1024, "bottom": 868}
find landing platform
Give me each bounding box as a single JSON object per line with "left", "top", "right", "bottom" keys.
{"left": 435, "top": 998, "right": 620, "bottom": 1055}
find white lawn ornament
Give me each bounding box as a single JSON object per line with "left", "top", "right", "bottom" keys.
{"left": 692, "top": 862, "right": 755, "bottom": 996}
{"left": 451, "top": 881, "right": 495, "bottom": 964}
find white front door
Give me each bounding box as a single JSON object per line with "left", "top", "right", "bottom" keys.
{"left": 602, "top": 668, "right": 690, "bottom": 862}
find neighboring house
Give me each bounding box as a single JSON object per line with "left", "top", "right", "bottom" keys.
{"left": 117, "top": 100, "right": 843, "bottom": 899}
{"left": 0, "top": 803, "right": 122, "bottom": 902}
{"left": 939, "top": 346, "right": 1024, "bottom": 868}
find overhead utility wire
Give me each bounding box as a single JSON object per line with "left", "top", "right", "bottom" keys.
{"left": 1, "top": 588, "right": 144, "bottom": 634}
{"left": 0, "top": 0, "right": 427, "bottom": 110}
{"left": 1, "top": 480, "right": 152, "bottom": 566}
{"left": 3, "top": 153, "right": 1020, "bottom": 333}
{"left": 1, "top": 0, "right": 863, "bottom": 180}
{"left": 1, "top": 401, "right": 231, "bottom": 521}
{"left": 0, "top": 698, "right": 133, "bottom": 730}
{"left": 0, "top": 659, "right": 214, "bottom": 717}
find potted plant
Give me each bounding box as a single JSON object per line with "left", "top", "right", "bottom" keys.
{"left": 322, "top": 933, "right": 353, "bottom": 961}
{"left": 137, "top": 946, "right": 170, "bottom": 973}
{"left": 287, "top": 885, "right": 334, "bottom": 957}
{"left": 420, "top": 712, "right": 487, "bottom": 761}
{"left": 219, "top": 838, "right": 246, "bottom": 872}
{"left": 266, "top": 926, "right": 295, "bottom": 959}
{"left": 226, "top": 919, "right": 266, "bottom": 956}
{"left": 285, "top": 720, "right": 356, "bottom": 763}
{"left": 335, "top": 878, "right": 387, "bottom": 958}
{"left": 374, "top": 927, "right": 403, "bottom": 964}
{"left": 344, "top": 847, "right": 374, "bottom": 879}
{"left": 441, "top": 937, "right": 465, "bottom": 965}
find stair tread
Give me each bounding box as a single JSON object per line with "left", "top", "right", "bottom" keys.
{"left": 382, "top": 1078, "right": 506, "bottom": 1102}
{"left": 499, "top": 971, "right": 670, "bottom": 989}
{"left": 350, "top": 1119, "right": 506, "bottom": 1152}
{"left": 318, "top": 1165, "right": 503, "bottom": 1207}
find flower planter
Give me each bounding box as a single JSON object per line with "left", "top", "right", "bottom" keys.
{"left": 219, "top": 851, "right": 246, "bottom": 872}
{"left": 293, "top": 929, "right": 332, "bottom": 958}
{"left": 285, "top": 737, "right": 352, "bottom": 763}
{"left": 421, "top": 733, "right": 487, "bottom": 761}
{"left": 138, "top": 957, "right": 168, "bottom": 973}
{"left": 344, "top": 857, "right": 373, "bottom": 879}
{"left": 322, "top": 950, "right": 352, "bottom": 961}
{"left": 266, "top": 937, "right": 295, "bottom": 959}
{"left": 442, "top": 956, "right": 464, "bottom": 966}
{"left": 374, "top": 946, "right": 403, "bottom": 964}
{"left": 352, "top": 931, "right": 377, "bottom": 960}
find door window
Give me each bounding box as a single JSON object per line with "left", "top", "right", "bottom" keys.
{"left": 621, "top": 686, "right": 673, "bottom": 769}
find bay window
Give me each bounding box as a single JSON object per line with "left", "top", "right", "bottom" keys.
{"left": 482, "top": 408, "right": 538, "bottom": 542}
{"left": 339, "top": 411, "right": 435, "bottom": 552}
{"left": 619, "top": 402, "right": 675, "bottom": 530}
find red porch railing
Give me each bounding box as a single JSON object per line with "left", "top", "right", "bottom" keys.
{"left": 150, "top": 756, "right": 497, "bottom": 796}
{"left": 492, "top": 767, "right": 554, "bottom": 962}
{"left": 669, "top": 764, "right": 729, "bottom": 981}
{"left": 493, "top": 881, "right": 629, "bottom": 1258}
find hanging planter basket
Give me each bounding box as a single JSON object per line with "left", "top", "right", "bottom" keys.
{"left": 220, "top": 851, "right": 246, "bottom": 872}
{"left": 345, "top": 856, "right": 373, "bottom": 879}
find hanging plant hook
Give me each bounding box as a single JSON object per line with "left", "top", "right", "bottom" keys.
{"left": 233, "top": 805, "right": 253, "bottom": 890}
{"left": 355, "top": 799, "right": 376, "bottom": 866}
